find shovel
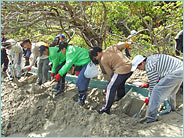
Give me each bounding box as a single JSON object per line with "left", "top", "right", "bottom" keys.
{"left": 133, "top": 103, "right": 146, "bottom": 118}
{"left": 41, "top": 79, "right": 56, "bottom": 87}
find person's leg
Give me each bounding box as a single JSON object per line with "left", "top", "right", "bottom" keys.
{"left": 144, "top": 68, "right": 183, "bottom": 123}
{"left": 42, "top": 58, "right": 49, "bottom": 83}
{"left": 37, "top": 59, "right": 43, "bottom": 85}
{"left": 8, "top": 62, "right": 14, "bottom": 78}
{"left": 3, "top": 57, "right": 9, "bottom": 73}
{"left": 99, "top": 73, "right": 124, "bottom": 114}
{"left": 25, "top": 49, "right": 31, "bottom": 66}
{"left": 167, "top": 81, "right": 183, "bottom": 110}
{"left": 116, "top": 72, "right": 133, "bottom": 101}
{"left": 54, "top": 72, "right": 67, "bottom": 95}
{"left": 76, "top": 65, "right": 90, "bottom": 105}
{"left": 61, "top": 73, "right": 66, "bottom": 91}
{"left": 15, "top": 52, "right": 22, "bottom": 78}
{"left": 52, "top": 61, "right": 66, "bottom": 92}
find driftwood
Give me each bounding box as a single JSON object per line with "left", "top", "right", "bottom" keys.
{"left": 13, "top": 74, "right": 38, "bottom": 87}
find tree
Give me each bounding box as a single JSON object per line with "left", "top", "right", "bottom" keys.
{"left": 1, "top": 1, "right": 183, "bottom": 56}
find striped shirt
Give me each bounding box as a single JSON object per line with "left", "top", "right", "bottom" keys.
{"left": 145, "top": 54, "right": 183, "bottom": 97}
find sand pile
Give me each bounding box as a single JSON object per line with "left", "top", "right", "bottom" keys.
{"left": 1, "top": 70, "right": 183, "bottom": 137}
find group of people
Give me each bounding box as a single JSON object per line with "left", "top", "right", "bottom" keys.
{"left": 1, "top": 32, "right": 183, "bottom": 124}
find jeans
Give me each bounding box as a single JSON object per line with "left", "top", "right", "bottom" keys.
{"left": 76, "top": 64, "right": 90, "bottom": 104}
{"left": 146, "top": 67, "right": 183, "bottom": 121}
{"left": 76, "top": 64, "right": 90, "bottom": 91}
{"left": 38, "top": 58, "right": 49, "bottom": 84}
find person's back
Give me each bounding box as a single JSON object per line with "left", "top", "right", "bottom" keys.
{"left": 101, "top": 43, "right": 132, "bottom": 76}
{"left": 49, "top": 47, "right": 66, "bottom": 63}
{"left": 9, "top": 42, "right": 22, "bottom": 55}
{"left": 145, "top": 54, "right": 183, "bottom": 98}
{"left": 58, "top": 45, "right": 91, "bottom": 76}
{"left": 49, "top": 46, "right": 66, "bottom": 74}
{"left": 146, "top": 54, "right": 183, "bottom": 78}
{"left": 67, "top": 45, "right": 90, "bottom": 65}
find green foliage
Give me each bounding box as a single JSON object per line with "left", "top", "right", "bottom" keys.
{"left": 3, "top": 1, "right": 183, "bottom": 56}
{"left": 69, "top": 35, "right": 89, "bottom": 49}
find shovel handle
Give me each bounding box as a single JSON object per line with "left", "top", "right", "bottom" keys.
{"left": 24, "top": 71, "right": 28, "bottom": 77}
{"left": 50, "top": 79, "right": 56, "bottom": 85}
{"left": 133, "top": 103, "right": 147, "bottom": 118}
{"left": 140, "top": 103, "right": 146, "bottom": 111}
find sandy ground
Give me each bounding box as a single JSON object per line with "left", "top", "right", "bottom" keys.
{"left": 1, "top": 70, "right": 183, "bottom": 137}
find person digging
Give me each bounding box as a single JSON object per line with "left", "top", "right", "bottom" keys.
{"left": 54, "top": 41, "right": 92, "bottom": 105}
{"left": 89, "top": 41, "right": 133, "bottom": 115}
{"left": 39, "top": 44, "right": 66, "bottom": 95}
{"left": 131, "top": 54, "right": 183, "bottom": 123}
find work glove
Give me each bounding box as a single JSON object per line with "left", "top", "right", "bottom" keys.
{"left": 156, "top": 78, "right": 160, "bottom": 83}
{"left": 139, "top": 84, "right": 149, "bottom": 88}
{"left": 27, "top": 67, "right": 31, "bottom": 71}
{"left": 55, "top": 73, "right": 61, "bottom": 82}
{"left": 51, "top": 73, "right": 55, "bottom": 78}
{"left": 125, "top": 41, "right": 133, "bottom": 49}
{"left": 129, "top": 38, "right": 134, "bottom": 44}
{"left": 144, "top": 98, "right": 149, "bottom": 105}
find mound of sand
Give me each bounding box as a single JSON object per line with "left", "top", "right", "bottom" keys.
{"left": 1, "top": 70, "right": 183, "bottom": 137}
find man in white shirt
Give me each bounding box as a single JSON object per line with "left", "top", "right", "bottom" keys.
{"left": 22, "top": 39, "right": 49, "bottom": 85}
{"left": 5, "top": 39, "right": 23, "bottom": 79}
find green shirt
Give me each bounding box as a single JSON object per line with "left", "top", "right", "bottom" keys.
{"left": 58, "top": 45, "right": 91, "bottom": 77}
{"left": 48, "top": 47, "right": 66, "bottom": 74}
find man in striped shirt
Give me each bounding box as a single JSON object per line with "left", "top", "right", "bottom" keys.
{"left": 131, "top": 54, "right": 183, "bottom": 123}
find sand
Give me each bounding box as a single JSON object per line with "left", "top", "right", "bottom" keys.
{"left": 1, "top": 70, "right": 183, "bottom": 137}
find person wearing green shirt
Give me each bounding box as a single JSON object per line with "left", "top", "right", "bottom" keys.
{"left": 55, "top": 42, "right": 91, "bottom": 105}
{"left": 40, "top": 46, "right": 66, "bottom": 95}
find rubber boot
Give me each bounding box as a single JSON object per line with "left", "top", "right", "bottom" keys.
{"left": 52, "top": 80, "right": 61, "bottom": 92}
{"left": 55, "top": 82, "right": 65, "bottom": 96}
{"left": 78, "top": 91, "right": 87, "bottom": 106}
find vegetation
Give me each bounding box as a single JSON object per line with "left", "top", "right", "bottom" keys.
{"left": 1, "top": 1, "right": 183, "bottom": 56}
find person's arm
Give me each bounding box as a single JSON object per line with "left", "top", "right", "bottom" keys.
{"left": 29, "top": 52, "right": 38, "bottom": 68}
{"left": 58, "top": 59, "right": 74, "bottom": 77}
{"left": 146, "top": 67, "right": 159, "bottom": 98}
{"left": 101, "top": 60, "right": 113, "bottom": 77}
{"left": 114, "top": 42, "right": 133, "bottom": 51}
{"left": 29, "top": 46, "right": 39, "bottom": 68}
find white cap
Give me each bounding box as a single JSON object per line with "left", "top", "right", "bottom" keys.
{"left": 127, "top": 30, "right": 137, "bottom": 39}
{"left": 6, "top": 39, "right": 17, "bottom": 46}
{"left": 131, "top": 55, "right": 146, "bottom": 71}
